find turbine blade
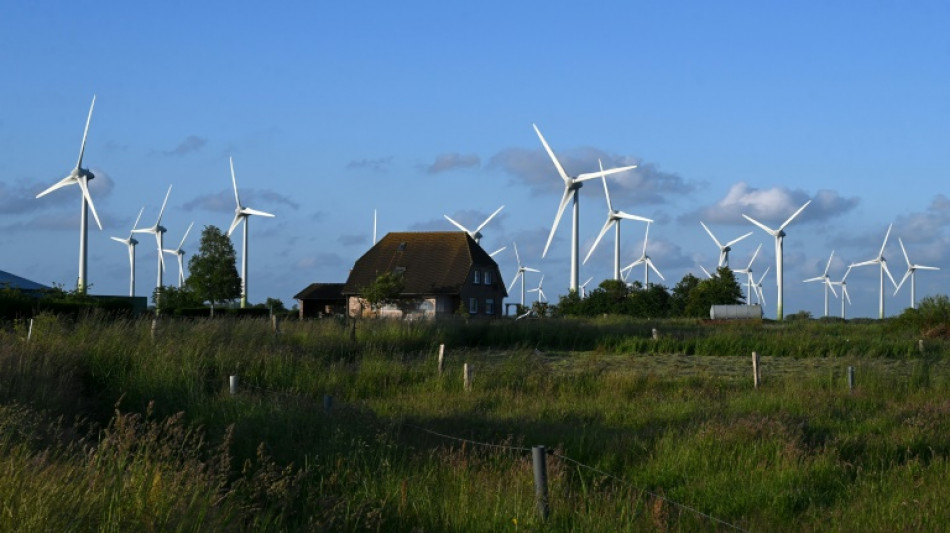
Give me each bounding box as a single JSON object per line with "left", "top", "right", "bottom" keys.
{"left": 513, "top": 242, "right": 522, "bottom": 267}
{"left": 132, "top": 206, "right": 145, "bottom": 232}
{"left": 748, "top": 243, "right": 762, "bottom": 268}
{"left": 878, "top": 223, "right": 893, "bottom": 258}
{"left": 444, "top": 214, "right": 470, "bottom": 234}
{"left": 599, "top": 162, "right": 613, "bottom": 212}
{"left": 700, "top": 265, "right": 713, "bottom": 278}
{"left": 825, "top": 279, "right": 838, "bottom": 298}
{"left": 700, "top": 221, "right": 723, "bottom": 248}
{"left": 179, "top": 221, "right": 194, "bottom": 249}
{"left": 489, "top": 246, "right": 506, "bottom": 258}
{"left": 76, "top": 95, "right": 96, "bottom": 170}
{"left": 157, "top": 185, "right": 172, "bottom": 225}
{"left": 584, "top": 218, "right": 614, "bottom": 264}
{"left": 843, "top": 286, "right": 851, "bottom": 305}
{"left": 823, "top": 250, "right": 835, "bottom": 275}
{"left": 742, "top": 214, "right": 778, "bottom": 236}
{"left": 532, "top": 124, "right": 570, "bottom": 183}
{"left": 229, "top": 156, "right": 242, "bottom": 207}
{"left": 474, "top": 205, "right": 504, "bottom": 234}
{"left": 899, "top": 238, "right": 911, "bottom": 268}
{"left": 524, "top": 267, "right": 541, "bottom": 273}
{"left": 507, "top": 271, "right": 521, "bottom": 294}
{"left": 155, "top": 234, "right": 165, "bottom": 271}
{"left": 894, "top": 270, "right": 911, "bottom": 294}
{"left": 36, "top": 176, "right": 76, "bottom": 198}
{"left": 77, "top": 177, "right": 102, "bottom": 230}
{"left": 724, "top": 231, "right": 754, "bottom": 248}
{"left": 647, "top": 259, "right": 665, "bottom": 281}
{"left": 616, "top": 211, "right": 653, "bottom": 223}
{"left": 778, "top": 199, "right": 811, "bottom": 231}
{"left": 642, "top": 223, "right": 651, "bottom": 256}
{"left": 227, "top": 214, "right": 243, "bottom": 237}
{"left": 850, "top": 259, "right": 877, "bottom": 268}
{"left": 241, "top": 207, "right": 275, "bottom": 218}
{"left": 882, "top": 260, "right": 897, "bottom": 288}
{"left": 542, "top": 187, "right": 572, "bottom": 258}
{"left": 803, "top": 276, "right": 824, "bottom": 283}
{"left": 577, "top": 164, "right": 636, "bottom": 182}
{"left": 110, "top": 236, "right": 126, "bottom": 244}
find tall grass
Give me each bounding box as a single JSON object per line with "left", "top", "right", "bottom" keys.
{"left": 0, "top": 313, "right": 949, "bottom": 530}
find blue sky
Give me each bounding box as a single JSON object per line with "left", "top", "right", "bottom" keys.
{"left": 2, "top": 2, "right": 948, "bottom": 318}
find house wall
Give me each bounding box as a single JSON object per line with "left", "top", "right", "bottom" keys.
{"left": 459, "top": 264, "right": 506, "bottom": 318}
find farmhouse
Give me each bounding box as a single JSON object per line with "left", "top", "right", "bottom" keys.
{"left": 342, "top": 232, "right": 506, "bottom": 319}
{"left": 0, "top": 270, "right": 50, "bottom": 293}
{"left": 293, "top": 283, "right": 346, "bottom": 318}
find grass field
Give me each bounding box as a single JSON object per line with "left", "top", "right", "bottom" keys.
{"left": 1, "top": 313, "right": 949, "bottom": 531}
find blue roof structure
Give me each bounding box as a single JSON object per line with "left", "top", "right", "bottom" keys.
{"left": 0, "top": 270, "right": 50, "bottom": 291}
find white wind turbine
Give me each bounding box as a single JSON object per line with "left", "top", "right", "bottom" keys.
{"left": 700, "top": 221, "right": 753, "bottom": 267}
{"left": 732, "top": 243, "right": 762, "bottom": 306}
{"left": 110, "top": 207, "right": 144, "bottom": 297}
{"left": 803, "top": 250, "right": 838, "bottom": 317}
{"left": 894, "top": 238, "right": 939, "bottom": 309}
{"left": 507, "top": 242, "right": 540, "bottom": 308}
{"left": 443, "top": 205, "right": 505, "bottom": 244}
{"left": 132, "top": 185, "right": 172, "bottom": 292}
{"left": 621, "top": 222, "right": 664, "bottom": 286}
{"left": 35, "top": 95, "right": 102, "bottom": 293}
{"left": 580, "top": 277, "right": 594, "bottom": 298}
{"left": 528, "top": 274, "right": 547, "bottom": 304}
{"left": 754, "top": 266, "right": 771, "bottom": 307}
{"left": 163, "top": 222, "right": 194, "bottom": 288}
{"left": 850, "top": 224, "right": 897, "bottom": 320}
{"left": 742, "top": 199, "right": 811, "bottom": 321}
{"left": 830, "top": 266, "right": 853, "bottom": 319}
{"left": 583, "top": 161, "right": 653, "bottom": 280}
{"left": 227, "top": 157, "right": 276, "bottom": 308}
{"left": 534, "top": 124, "right": 637, "bottom": 293}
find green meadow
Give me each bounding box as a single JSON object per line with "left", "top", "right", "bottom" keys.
{"left": 1, "top": 312, "right": 949, "bottom": 531}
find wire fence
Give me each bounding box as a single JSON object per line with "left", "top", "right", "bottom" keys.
{"left": 227, "top": 374, "right": 751, "bottom": 532}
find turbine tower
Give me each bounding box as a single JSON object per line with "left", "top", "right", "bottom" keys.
{"left": 732, "top": 243, "right": 763, "bottom": 306}
{"left": 621, "top": 222, "right": 664, "bottom": 286}
{"left": 35, "top": 95, "right": 102, "bottom": 294}
{"left": 850, "top": 224, "right": 897, "bottom": 320}
{"left": 584, "top": 160, "right": 652, "bottom": 280}
{"left": 700, "top": 221, "right": 752, "bottom": 267}
{"left": 803, "top": 250, "right": 838, "bottom": 317}
{"left": 227, "top": 157, "right": 276, "bottom": 308}
{"left": 443, "top": 205, "right": 504, "bottom": 244}
{"left": 133, "top": 186, "right": 172, "bottom": 292}
{"left": 534, "top": 124, "right": 636, "bottom": 293}
{"left": 742, "top": 199, "right": 811, "bottom": 320}
{"left": 507, "top": 242, "right": 540, "bottom": 308}
{"left": 163, "top": 222, "right": 194, "bottom": 288}
{"left": 110, "top": 207, "right": 144, "bottom": 297}
{"left": 894, "top": 238, "right": 940, "bottom": 310}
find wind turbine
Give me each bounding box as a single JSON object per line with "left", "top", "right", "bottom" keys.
{"left": 527, "top": 274, "right": 547, "bottom": 304}
{"left": 700, "top": 221, "right": 752, "bottom": 267}
{"left": 830, "top": 266, "right": 853, "bottom": 319}
{"left": 132, "top": 185, "right": 172, "bottom": 292}
{"left": 742, "top": 199, "right": 811, "bottom": 320}
{"left": 754, "top": 266, "right": 771, "bottom": 307}
{"left": 163, "top": 222, "right": 194, "bottom": 288}
{"left": 227, "top": 156, "right": 276, "bottom": 308}
{"left": 850, "top": 224, "right": 897, "bottom": 320}
{"left": 583, "top": 160, "right": 653, "bottom": 280}
{"left": 803, "top": 250, "right": 838, "bottom": 317}
{"left": 507, "top": 242, "right": 540, "bottom": 308}
{"left": 732, "top": 243, "right": 763, "bottom": 306}
{"left": 580, "top": 277, "right": 594, "bottom": 298}
{"left": 35, "top": 95, "right": 102, "bottom": 294}
{"left": 110, "top": 207, "right": 144, "bottom": 297}
{"left": 443, "top": 205, "right": 504, "bottom": 244}
{"left": 894, "top": 238, "right": 939, "bottom": 310}
{"left": 534, "top": 124, "right": 636, "bottom": 293}
{"left": 621, "top": 222, "right": 664, "bottom": 286}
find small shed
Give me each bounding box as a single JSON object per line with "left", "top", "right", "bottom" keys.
{"left": 710, "top": 304, "right": 763, "bottom": 320}
{"left": 294, "top": 283, "right": 346, "bottom": 318}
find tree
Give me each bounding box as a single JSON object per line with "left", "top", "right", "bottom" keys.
{"left": 186, "top": 225, "right": 242, "bottom": 314}
{"left": 358, "top": 271, "right": 405, "bottom": 318}
{"left": 684, "top": 267, "right": 744, "bottom": 317}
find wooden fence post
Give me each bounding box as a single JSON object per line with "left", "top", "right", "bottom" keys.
{"left": 438, "top": 344, "right": 445, "bottom": 376}
{"left": 752, "top": 351, "right": 761, "bottom": 389}
{"left": 847, "top": 366, "right": 855, "bottom": 392}
{"left": 151, "top": 318, "right": 159, "bottom": 340}
{"left": 272, "top": 315, "right": 280, "bottom": 335}
{"left": 463, "top": 363, "right": 472, "bottom": 391}
{"left": 652, "top": 328, "right": 658, "bottom": 341}
{"left": 27, "top": 318, "right": 33, "bottom": 342}
{"left": 229, "top": 375, "right": 238, "bottom": 395}
{"left": 323, "top": 394, "right": 333, "bottom": 414}
{"left": 532, "top": 446, "right": 550, "bottom": 520}
{"left": 919, "top": 339, "right": 924, "bottom": 353}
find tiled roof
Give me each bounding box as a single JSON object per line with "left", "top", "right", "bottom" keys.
{"left": 293, "top": 282, "right": 345, "bottom": 301}
{"left": 342, "top": 232, "right": 502, "bottom": 296}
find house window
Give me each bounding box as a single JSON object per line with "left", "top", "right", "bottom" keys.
{"left": 485, "top": 298, "right": 494, "bottom": 315}
{"left": 473, "top": 270, "right": 481, "bottom": 284}
{"left": 469, "top": 297, "right": 478, "bottom": 314}
{"left": 484, "top": 271, "right": 492, "bottom": 285}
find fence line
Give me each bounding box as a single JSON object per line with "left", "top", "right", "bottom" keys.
{"left": 226, "top": 376, "right": 748, "bottom": 531}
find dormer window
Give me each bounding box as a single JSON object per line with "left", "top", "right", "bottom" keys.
{"left": 397, "top": 242, "right": 408, "bottom": 252}
{"left": 473, "top": 270, "right": 481, "bottom": 284}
